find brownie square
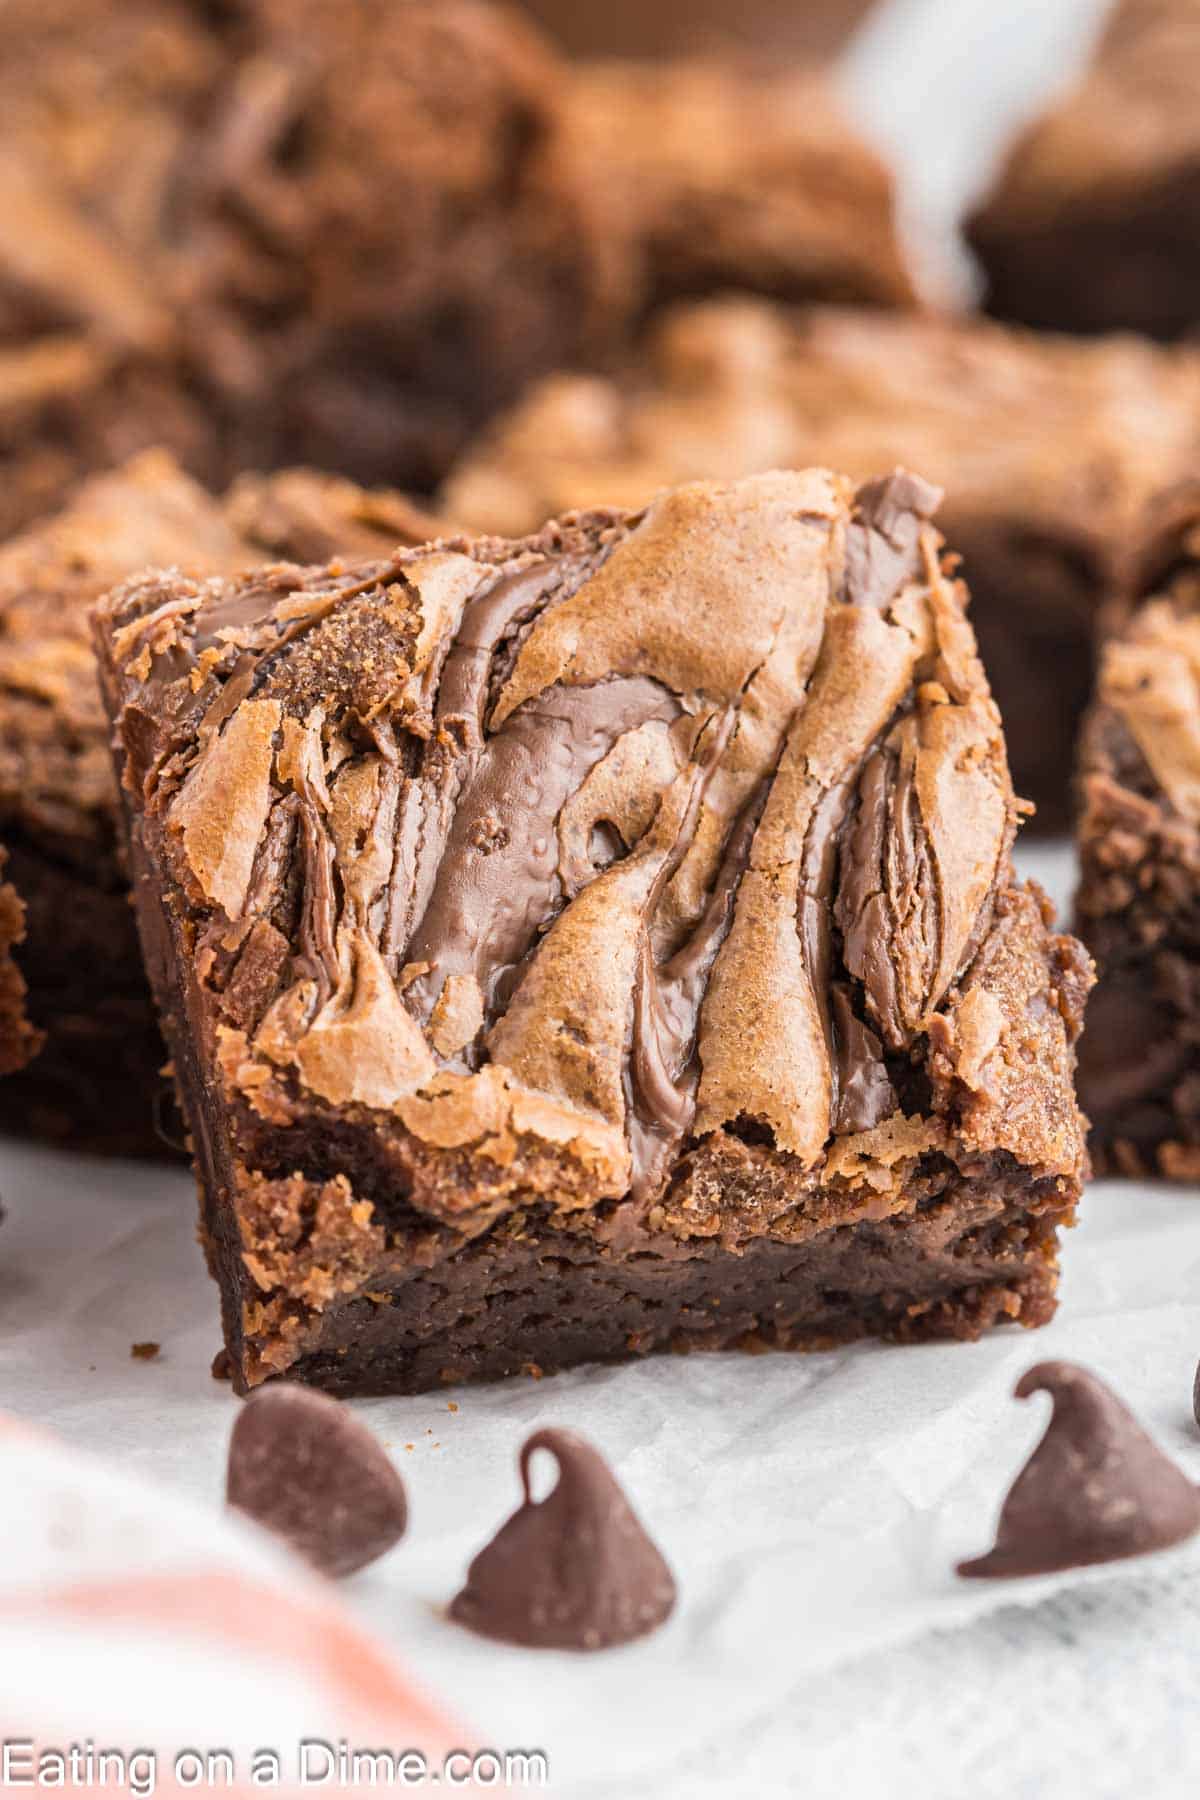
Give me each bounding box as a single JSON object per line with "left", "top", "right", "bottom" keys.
{"left": 968, "top": 0, "right": 1200, "bottom": 340}
{"left": 1076, "top": 482, "right": 1200, "bottom": 1177}
{"left": 444, "top": 298, "right": 1200, "bottom": 830}
{"left": 95, "top": 469, "right": 1092, "bottom": 1395}
{"left": 0, "top": 451, "right": 435, "bottom": 1155}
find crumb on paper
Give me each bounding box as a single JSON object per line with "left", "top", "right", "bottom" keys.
{"left": 447, "top": 1401, "right": 459, "bottom": 1412}
{"left": 130, "top": 1342, "right": 160, "bottom": 1361}
{"left": 405, "top": 1443, "right": 414, "bottom": 1452}
{"left": 211, "top": 1348, "right": 233, "bottom": 1381}
{"left": 522, "top": 1361, "right": 545, "bottom": 1381}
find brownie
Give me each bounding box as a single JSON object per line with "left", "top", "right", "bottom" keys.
{"left": 554, "top": 57, "right": 915, "bottom": 318}
{"left": 1075, "top": 481, "right": 1200, "bottom": 1179}
{"left": 522, "top": 0, "right": 877, "bottom": 57}
{"left": 445, "top": 297, "right": 1200, "bottom": 829}
{"left": 95, "top": 469, "right": 1092, "bottom": 1396}
{"left": 0, "top": 848, "right": 43, "bottom": 1080}
{"left": 223, "top": 471, "right": 451, "bottom": 570}
{"left": 0, "top": 451, "right": 437, "bottom": 1155}
{"left": 0, "top": 0, "right": 912, "bottom": 536}
{"left": 0, "top": 0, "right": 233, "bottom": 543}
{"left": 967, "top": 0, "right": 1200, "bottom": 339}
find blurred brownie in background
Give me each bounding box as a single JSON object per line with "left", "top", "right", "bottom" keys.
{"left": 522, "top": 0, "right": 877, "bottom": 57}
{"left": 0, "top": 0, "right": 912, "bottom": 537}
{"left": 0, "top": 0, "right": 229, "bottom": 541}
{"left": 969, "top": 0, "right": 1200, "bottom": 339}
{"left": 0, "top": 453, "right": 439, "bottom": 1156}
{"left": 557, "top": 57, "right": 914, "bottom": 318}
{"left": 1075, "top": 482, "right": 1200, "bottom": 1178}
{"left": 445, "top": 297, "right": 1200, "bottom": 828}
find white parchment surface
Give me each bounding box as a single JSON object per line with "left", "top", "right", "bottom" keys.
{"left": 2, "top": 845, "right": 1197, "bottom": 1795}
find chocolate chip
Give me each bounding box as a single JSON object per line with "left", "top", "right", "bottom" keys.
{"left": 227, "top": 1383, "right": 407, "bottom": 1578}
{"left": 450, "top": 1426, "right": 675, "bottom": 1650}
{"left": 959, "top": 1360, "right": 1200, "bottom": 1579}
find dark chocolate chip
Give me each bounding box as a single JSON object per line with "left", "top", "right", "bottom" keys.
{"left": 227, "top": 1383, "right": 407, "bottom": 1579}
{"left": 959, "top": 1360, "right": 1200, "bottom": 1580}
{"left": 450, "top": 1427, "right": 676, "bottom": 1649}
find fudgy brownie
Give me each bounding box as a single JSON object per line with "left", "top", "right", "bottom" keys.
{"left": 95, "top": 469, "right": 1092, "bottom": 1396}
{"left": 1075, "top": 481, "right": 1200, "bottom": 1178}
{"left": 554, "top": 57, "right": 915, "bottom": 319}
{"left": 968, "top": 0, "right": 1200, "bottom": 339}
{"left": 0, "top": 451, "right": 435, "bottom": 1155}
{"left": 445, "top": 298, "right": 1200, "bottom": 828}
{"left": 0, "top": 0, "right": 912, "bottom": 536}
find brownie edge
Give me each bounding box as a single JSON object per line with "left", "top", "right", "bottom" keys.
{"left": 94, "top": 469, "right": 1093, "bottom": 1395}
{"left": 1075, "top": 480, "right": 1200, "bottom": 1177}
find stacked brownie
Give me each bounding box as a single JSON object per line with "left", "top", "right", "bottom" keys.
{"left": 1076, "top": 484, "right": 1200, "bottom": 1178}
{"left": 444, "top": 297, "right": 1200, "bottom": 827}
{"left": 94, "top": 470, "right": 1092, "bottom": 1393}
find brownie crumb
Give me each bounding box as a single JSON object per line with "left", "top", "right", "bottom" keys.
{"left": 130, "top": 1342, "right": 160, "bottom": 1361}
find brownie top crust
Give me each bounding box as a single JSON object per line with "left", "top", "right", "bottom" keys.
{"left": 443, "top": 297, "right": 1200, "bottom": 547}
{"left": 1092, "top": 487, "right": 1200, "bottom": 825}
{"left": 0, "top": 451, "right": 248, "bottom": 881}
{"left": 97, "top": 468, "right": 1090, "bottom": 1237}
{"left": 0, "top": 452, "right": 433, "bottom": 884}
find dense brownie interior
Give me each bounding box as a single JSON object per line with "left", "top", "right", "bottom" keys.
{"left": 97, "top": 470, "right": 1091, "bottom": 1395}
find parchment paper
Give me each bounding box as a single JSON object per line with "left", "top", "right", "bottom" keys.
{"left": 5, "top": 847, "right": 1200, "bottom": 1794}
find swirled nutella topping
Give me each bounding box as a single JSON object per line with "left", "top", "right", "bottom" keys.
{"left": 450, "top": 1427, "right": 676, "bottom": 1649}
{"left": 959, "top": 1362, "right": 1200, "bottom": 1580}
{"left": 96, "top": 465, "right": 1071, "bottom": 1382}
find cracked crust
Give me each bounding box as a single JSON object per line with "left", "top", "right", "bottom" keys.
{"left": 95, "top": 468, "right": 1092, "bottom": 1393}
{"left": 1076, "top": 480, "right": 1200, "bottom": 1177}
{"left": 968, "top": 0, "right": 1200, "bottom": 339}
{"left": 443, "top": 297, "right": 1200, "bottom": 827}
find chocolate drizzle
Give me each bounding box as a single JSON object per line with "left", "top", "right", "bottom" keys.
{"left": 959, "top": 1361, "right": 1200, "bottom": 1580}
{"left": 449, "top": 1427, "right": 676, "bottom": 1650}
